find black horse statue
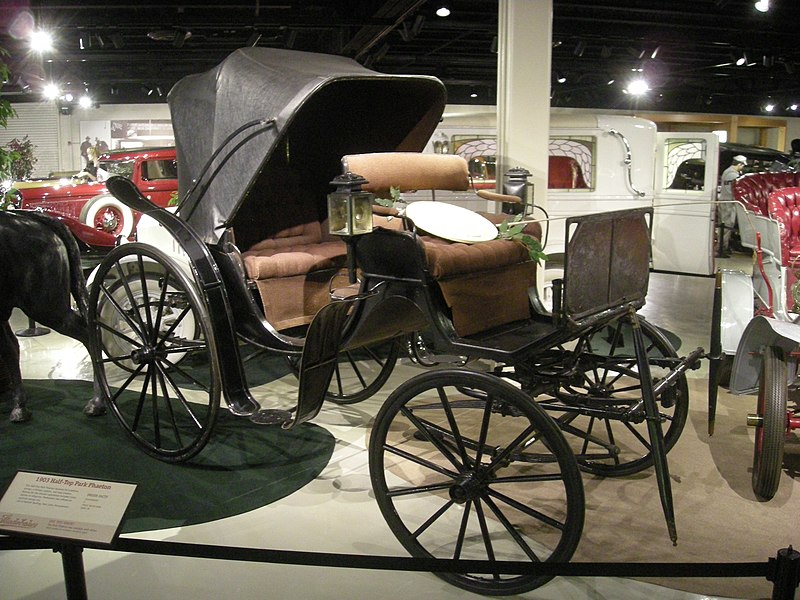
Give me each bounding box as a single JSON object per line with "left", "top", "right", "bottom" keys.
{"left": 0, "top": 210, "right": 104, "bottom": 421}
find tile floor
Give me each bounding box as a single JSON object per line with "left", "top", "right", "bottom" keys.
{"left": 0, "top": 254, "right": 793, "bottom": 600}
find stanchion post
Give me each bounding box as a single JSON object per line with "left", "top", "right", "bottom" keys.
{"left": 768, "top": 546, "right": 800, "bottom": 600}
{"left": 56, "top": 544, "right": 89, "bottom": 600}
{"left": 14, "top": 316, "right": 51, "bottom": 337}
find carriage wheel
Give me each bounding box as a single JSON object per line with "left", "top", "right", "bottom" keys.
{"left": 89, "top": 243, "right": 221, "bottom": 462}
{"left": 287, "top": 338, "right": 399, "bottom": 405}
{"left": 550, "top": 315, "right": 688, "bottom": 477}
{"left": 751, "top": 346, "right": 787, "bottom": 500}
{"left": 369, "top": 369, "right": 584, "bottom": 596}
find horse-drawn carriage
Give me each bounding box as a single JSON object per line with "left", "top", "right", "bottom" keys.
{"left": 85, "top": 48, "right": 702, "bottom": 595}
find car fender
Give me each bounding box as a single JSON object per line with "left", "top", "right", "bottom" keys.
{"left": 729, "top": 315, "right": 800, "bottom": 394}
{"left": 720, "top": 269, "right": 754, "bottom": 355}
{"left": 12, "top": 208, "right": 117, "bottom": 249}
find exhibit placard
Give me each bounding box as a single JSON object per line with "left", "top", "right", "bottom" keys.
{"left": 0, "top": 471, "right": 136, "bottom": 545}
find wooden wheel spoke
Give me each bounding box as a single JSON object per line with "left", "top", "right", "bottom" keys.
{"left": 400, "top": 406, "right": 466, "bottom": 472}
{"left": 487, "top": 488, "right": 566, "bottom": 531}
{"left": 482, "top": 494, "right": 542, "bottom": 562}
{"left": 383, "top": 443, "right": 460, "bottom": 481}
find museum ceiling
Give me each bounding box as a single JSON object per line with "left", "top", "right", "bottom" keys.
{"left": 2, "top": 0, "right": 800, "bottom": 116}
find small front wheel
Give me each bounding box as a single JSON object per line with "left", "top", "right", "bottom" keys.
{"left": 89, "top": 243, "right": 221, "bottom": 462}
{"left": 751, "top": 346, "right": 787, "bottom": 500}
{"left": 369, "top": 369, "right": 584, "bottom": 596}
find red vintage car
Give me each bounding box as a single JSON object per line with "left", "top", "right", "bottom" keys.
{"left": 15, "top": 147, "right": 177, "bottom": 249}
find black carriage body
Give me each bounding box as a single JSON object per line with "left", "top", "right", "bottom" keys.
{"left": 166, "top": 48, "right": 447, "bottom": 351}
{"left": 349, "top": 208, "right": 655, "bottom": 364}
{"left": 102, "top": 48, "right": 447, "bottom": 420}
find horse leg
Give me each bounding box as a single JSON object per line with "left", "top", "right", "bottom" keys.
{"left": 83, "top": 379, "right": 106, "bottom": 417}
{"left": 47, "top": 313, "right": 106, "bottom": 417}
{"left": 0, "top": 321, "right": 32, "bottom": 422}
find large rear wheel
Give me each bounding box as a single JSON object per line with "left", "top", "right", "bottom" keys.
{"left": 369, "top": 369, "right": 584, "bottom": 596}
{"left": 751, "top": 345, "right": 787, "bottom": 500}
{"left": 89, "top": 243, "right": 220, "bottom": 462}
{"left": 542, "top": 315, "right": 689, "bottom": 477}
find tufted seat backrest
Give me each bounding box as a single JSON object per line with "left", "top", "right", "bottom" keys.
{"left": 767, "top": 186, "right": 800, "bottom": 265}
{"left": 733, "top": 172, "right": 800, "bottom": 215}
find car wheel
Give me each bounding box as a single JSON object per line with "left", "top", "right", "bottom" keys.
{"left": 80, "top": 194, "right": 135, "bottom": 238}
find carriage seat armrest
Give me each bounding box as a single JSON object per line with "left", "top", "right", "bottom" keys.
{"left": 343, "top": 152, "right": 469, "bottom": 196}
{"left": 476, "top": 189, "right": 522, "bottom": 204}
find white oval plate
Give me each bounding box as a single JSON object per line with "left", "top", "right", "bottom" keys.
{"left": 405, "top": 201, "right": 498, "bottom": 244}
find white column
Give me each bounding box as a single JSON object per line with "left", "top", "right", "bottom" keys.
{"left": 497, "top": 0, "right": 553, "bottom": 210}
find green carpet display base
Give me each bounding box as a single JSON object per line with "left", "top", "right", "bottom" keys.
{"left": 0, "top": 380, "right": 335, "bottom": 533}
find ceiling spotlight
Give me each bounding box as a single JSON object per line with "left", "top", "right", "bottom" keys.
{"left": 435, "top": 4, "right": 450, "bottom": 17}
{"left": 754, "top": 0, "right": 770, "bottom": 12}
{"left": 788, "top": 103, "right": 798, "bottom": 111}
{"left": 469, "top": 88, "right": 478, "bottom": 98}
{"left": 625, "top": 78, "right": 650, "bottom": 96}
{"left": 78, "top": 94, "right": 92, "bottom": 108}
{"left": 30, "top": 30, "right": 54, "bottom": 53}
{"left": 43, "top": 83, "right": 60, "bottom": 100}
{"left": 735, "top": 52, "right": 748, "bottom": 66}
{"left": 764, "top": 101, "right": 775, "bottom": 112}
{"left": 63, "top": 92, "right": 74, "bottom": 102}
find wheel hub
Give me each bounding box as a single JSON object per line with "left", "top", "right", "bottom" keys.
{"left": 130, "top": 345, "right": 164, "bottom": 364}
{"left": 588, "top": 382, "right": 613, "bottom": 396}
{"left": 99, "top": 210, "right": 119, "bottom": 233}
{"left": 449, "top": 467, "right": 490, "bottom": 504}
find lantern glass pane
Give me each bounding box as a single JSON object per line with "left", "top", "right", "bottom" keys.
{"left": 351, "top": 192, "right": 374, "bottom": 235}
{"left": 327, "top": 192, "right": 351, "bottom": 235}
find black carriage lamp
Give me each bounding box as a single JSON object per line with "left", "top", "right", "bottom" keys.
{"left": 327, "top": 171, "right": 374, "bottom": 283}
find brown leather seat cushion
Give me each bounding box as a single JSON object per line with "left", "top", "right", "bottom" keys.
{"left": 243, "top": 240, "right": 347, "bottom": 279}
{"left": 421, "top": 236, "right": 530, "bottom": 279}
{"left": 242, "top": 220, "right": 347, "bottom": 280}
